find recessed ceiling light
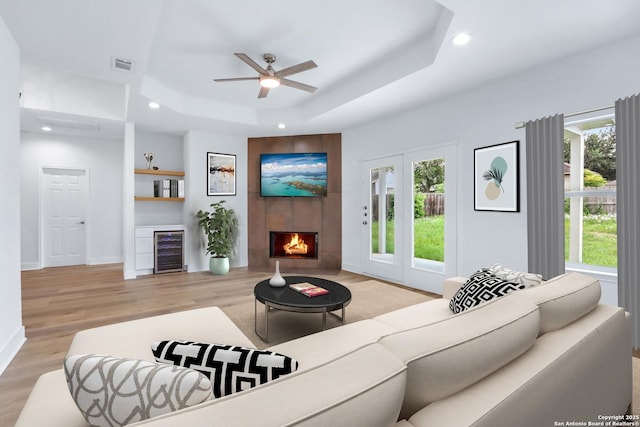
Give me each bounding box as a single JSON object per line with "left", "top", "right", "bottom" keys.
{"left": 148, "top": 101, "right": 160, "bottom": 109}
{"left": 41, "top": 125, "right": 52, "bottom": 132}
{"left": 451, "top": 33, "right": 471, "bottom": 46}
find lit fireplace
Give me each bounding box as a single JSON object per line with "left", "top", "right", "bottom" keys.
{"left": 284, "top": 233, "right": 308, "bottom": 255}
{"left": 270, "top": 231, "right": 318, "bottom": 259}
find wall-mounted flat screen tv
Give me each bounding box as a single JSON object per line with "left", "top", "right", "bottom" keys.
{"left": 260, "top": 152, "right": 328, "bottom": 197}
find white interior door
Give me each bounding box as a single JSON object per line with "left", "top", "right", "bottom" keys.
{"left": 361, "top": 155, "right": 403, "bottom": 282}
{"left": 42, "top": 168, "right": 88, "bottom": 267}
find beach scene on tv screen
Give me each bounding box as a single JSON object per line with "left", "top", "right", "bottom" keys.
{"left": 261, "top": 153, "right": 328, "bottom": 197}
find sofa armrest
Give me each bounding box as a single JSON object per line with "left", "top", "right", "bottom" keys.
{"left": 442, "top": 277, "right": 467, "bottom": 300}
{"left": 68, "top": 306, "right": 256, "bottom": 361}
{"left": 15, "top": 369, "right": 87, "bottom": 427}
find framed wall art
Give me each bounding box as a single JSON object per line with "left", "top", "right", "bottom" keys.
{"left": 207, "top": 152, "right": 236, "bottom": 196}
{"left": 474, "top": 140, "right": 520, "bottom": 212}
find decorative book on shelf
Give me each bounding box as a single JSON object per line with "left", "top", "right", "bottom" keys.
{"left": 289, "top": 282, "right": 329, "bottom": 297}
{"left": 153, "top": 179, "right": 185, "bottom": 198}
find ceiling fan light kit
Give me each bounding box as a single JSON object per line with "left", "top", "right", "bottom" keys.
{"left": 259, "top": 75, "right": 281, "bottom": 88}
{"left": 214, "top": 53, "right": 317, "bottom": 98}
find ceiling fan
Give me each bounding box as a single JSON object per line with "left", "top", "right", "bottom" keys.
{"left": 214, "top": 53, "right": 318, "bottom": 98}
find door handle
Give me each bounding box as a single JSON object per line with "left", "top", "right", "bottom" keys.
{"left": 77, "top": 221, "right": 85, "bottom": 225}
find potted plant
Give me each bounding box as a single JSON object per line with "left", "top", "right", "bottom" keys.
{"left": 196, "top": 201, "right": 238, "bottom": 275}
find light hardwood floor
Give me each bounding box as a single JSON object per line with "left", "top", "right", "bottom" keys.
{"left": 0, "top": 264, "right": 374, "bottom": 426}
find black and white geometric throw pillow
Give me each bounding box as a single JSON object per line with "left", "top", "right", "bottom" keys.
{"left": 449, "top": 269, "right": 526, "bottom": 314}
{"left": 487, "top": 263, "right": 543, "bottom": 287}
{"left": 152, "top": 340, "right": 299, "bottom": 398}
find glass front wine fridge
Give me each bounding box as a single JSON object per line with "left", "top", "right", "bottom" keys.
{"left": 154, "top": 230, "right": 184, "bottom": 273}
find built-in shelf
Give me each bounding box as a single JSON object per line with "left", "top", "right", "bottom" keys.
{"left": 134, "top": 168, "right": 185, "bottom": 177}
{"left": 134, "top": 169, "right": 185, "bottom": 201}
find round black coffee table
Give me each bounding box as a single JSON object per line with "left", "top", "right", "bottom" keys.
{"left": 254, "top": 275, "right": 352, "bottom": 342}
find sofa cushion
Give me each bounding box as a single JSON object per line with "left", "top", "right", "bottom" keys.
{"left": 441, "top": 276, "right": 468, "bottom": 300}
{"left": 487, "top": 263, "right": 543, "bottom": 287}
{"left": 404, "top": 304, "right": 630, "bottom": 427}
{"left": 64, "top": 354, "right": 213, "bottom": 427}
{"left": 513, "top": 271, "right": 601, "bottom": 335}
{"left": 152, "top": 340, "right": 298, "bottom": 398}
{"left": 379, "top": 296, "right": 540, "bottom": 420}
{"left": 449, "top": 270, "right": 526, "bottom": 313}
{"left": 132, "top": 343, "right": 408, "bottom": 427}
{"left": 373, "top": 299, "right": 454, "bottom": 330}
{"left": 266, "top": 319, "right": 398, "bottom": 370}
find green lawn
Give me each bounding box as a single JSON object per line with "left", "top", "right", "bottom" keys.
{"left": 565, "top": 214, "right": 617, "bottom": 267}
{"left": 371, "top": 215, "right": 444, "bottom": 261}
{"left": 414, "top": 216, "right": 444, "bottom": 261}
{"left": 372, "top": 214, "right": 617, "bottom": 268}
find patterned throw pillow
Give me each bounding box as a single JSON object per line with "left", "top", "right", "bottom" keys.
{"left": 64, "top": 354, "right": 213, "bottom": 427}
{"left": 152, "top": 340, "right": 299, "bottom": 398}
{"left": 487, "top": 263, "right": 543, "bottom": 287}
{"left": 449, "top": 269, "right": 526, "bottom": 314}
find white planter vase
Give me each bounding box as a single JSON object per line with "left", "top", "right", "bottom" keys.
{"left": 269, "top": 261, "right": 286, "bottom": 287}
{"left": 209, "top": 257, "right": 230, "bottom": 275}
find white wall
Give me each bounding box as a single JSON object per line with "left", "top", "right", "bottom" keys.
{"left": 184, "top": 130, "right": 247, "bottom": 272}
{"left": 20, "top": 132, "right": 123, "bottom": 268}
{"left": 0, "top": 15, "right": 25, "bottom": 375}
{"left": 343, "top": 33, "right": 640, "bottom": 283}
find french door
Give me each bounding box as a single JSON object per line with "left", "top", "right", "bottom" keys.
{"left": 361, "top": 156, "right": 404, "bottom": 282}
{"left": 403, "top": 146, "right": 457, "bottom": 293}
{"left": 361, "top": 146, "right": 457, "bottom": 293}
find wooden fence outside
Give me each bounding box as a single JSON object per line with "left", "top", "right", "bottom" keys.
{"left": 424, "top": 193, "right": 444, "bottom": 216}
{"left": 583, "top": 182, "right": 616, "bottom": 215}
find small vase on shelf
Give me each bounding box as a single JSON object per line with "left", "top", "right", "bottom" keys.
{"left": 144, "top": 152, "right": 154, "bottom": 169}
{"left": 269, "top": 261, "right": 286, "bottom": 287}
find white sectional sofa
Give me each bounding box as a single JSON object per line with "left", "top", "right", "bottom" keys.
{"left": 16, "top": 272, "right": 632, "bottom": 426}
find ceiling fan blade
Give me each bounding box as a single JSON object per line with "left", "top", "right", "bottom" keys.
{"left": 213, "top": 77, "right": 259, "bottom": 82}
{"left": 276, "top": 60, "right": 317, "bottom": 78}
{"left": 258, "top": 86, "right": 270, "bottom": 98}
{"left": 280, "top": 78, "right": 317, "bottom": 93}
{"left": 234, "top": 53, "right": 268, "bottom": 75}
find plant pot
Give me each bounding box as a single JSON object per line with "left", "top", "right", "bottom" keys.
{"left": 209, "top": 257, "right": 230, "bottom": 275}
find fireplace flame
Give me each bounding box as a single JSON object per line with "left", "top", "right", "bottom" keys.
{"left": 284, "top": 233, "right": 308, "bottom": 255}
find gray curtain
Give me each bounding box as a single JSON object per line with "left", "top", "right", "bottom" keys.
{"left": 525, "top": 114, "right": 565, "bottom": 280}
{"left": 615, "top": 94, "right": 640, "bottom": 349}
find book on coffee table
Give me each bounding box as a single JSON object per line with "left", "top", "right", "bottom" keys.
{"left": 289, "top": 282, "right": 329, "bottom": 297}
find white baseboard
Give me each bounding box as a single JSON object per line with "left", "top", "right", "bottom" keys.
{"left": 341, "top": 263, "right": 362, "bottom": 274}
{"left": 187, "top": 265, "right": 203, "bottom": 273}
{"left": 22, "top": 257, "right": 122, "bottom": 271}
{"left": 124, "top": 266, "right": 138, "bottom": 280}
{"left": 0, "top": 326, "right": 26, "bottom": 377}
{"left": 21, "top": 262, "right": 40, "bottom": 271}
{"left": 88, "top": 256, "right": 123, "bottom": 265}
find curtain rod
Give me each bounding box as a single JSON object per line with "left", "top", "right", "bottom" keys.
{"left": 514, "top": 104, "right": 614, "bottom": 129}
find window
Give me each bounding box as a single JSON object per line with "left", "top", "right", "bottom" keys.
{"left": 412, "top": 158, "right": 445, "bottom": 269}
{"left": 563, "top": 117, "right": 616, "bottom": 270}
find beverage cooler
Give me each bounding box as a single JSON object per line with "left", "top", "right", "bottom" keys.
{"left": 154, "top": 230, "right": 184, "bottom": 273}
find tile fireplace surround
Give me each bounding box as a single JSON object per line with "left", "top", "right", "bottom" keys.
{"left": 247, "top": 133, "right": 342, "bottom": 272}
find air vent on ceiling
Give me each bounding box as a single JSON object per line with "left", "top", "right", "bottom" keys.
{"left": 37, "top": 116, "right": 100, "bottom": 132}
{"left": 112, "top": 57, "right": 133, "bottom": 72}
